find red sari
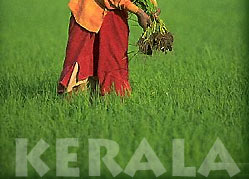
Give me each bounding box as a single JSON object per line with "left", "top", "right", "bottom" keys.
{"left": 58, "top": 10, "right": 131, "bottom": 96}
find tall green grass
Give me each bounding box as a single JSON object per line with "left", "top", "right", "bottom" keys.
{"left": 0, "top": 0, "right": 248, "bottom": 178}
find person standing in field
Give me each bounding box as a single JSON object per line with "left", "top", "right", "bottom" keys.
{"left": 58, "top": 0, "right": 158, "bottom": 96}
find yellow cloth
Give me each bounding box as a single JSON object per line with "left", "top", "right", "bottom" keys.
{"left": 68, "top": 0, "right": 158, "bottom": 32}
{"left": 69, "top": 0, "right": 139, "bottom": 32}
{"left": 66, "top": 62, "right": 88, "bottom": 93}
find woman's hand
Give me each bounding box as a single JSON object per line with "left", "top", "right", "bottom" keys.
{"left": 136, "top": 9, "right": 151, "bottom": 31}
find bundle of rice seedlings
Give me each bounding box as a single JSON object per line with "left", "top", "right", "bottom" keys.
{"left": 132, "top": 0, "right": 174, "bottom": 55}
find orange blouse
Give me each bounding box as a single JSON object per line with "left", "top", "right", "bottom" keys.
{"left": 68, "top": 0, "right": 158, "bottom": 33}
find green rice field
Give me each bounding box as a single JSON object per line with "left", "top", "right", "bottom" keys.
{"left": 0, "top": 0, "right": 249, "bottom": 178}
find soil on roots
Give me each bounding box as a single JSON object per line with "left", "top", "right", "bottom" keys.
{"left": 137, "top": 31, "right": 174, "bottom": 55}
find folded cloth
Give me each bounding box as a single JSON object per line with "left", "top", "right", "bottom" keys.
{"left": 58, "top": 10, "right": 131, "bottom": 96}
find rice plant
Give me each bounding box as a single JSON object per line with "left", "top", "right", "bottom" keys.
{"left": 132, "top": 0, "right": 174, "bottom": 55}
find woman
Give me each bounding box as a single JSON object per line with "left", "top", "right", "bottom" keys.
{"left": 57, "top": 0, "right": 158, "bottom": 96}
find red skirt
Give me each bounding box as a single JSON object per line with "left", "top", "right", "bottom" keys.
{"left": 58, "top": 10, "right": 131, "bottom": 96}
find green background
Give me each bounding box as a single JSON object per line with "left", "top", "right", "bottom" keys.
{"left": 0, "top": 0, "right": 249, "bottom": 178}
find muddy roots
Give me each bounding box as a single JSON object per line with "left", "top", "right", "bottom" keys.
{"left": 137, "top": 31, "right": 174, "bottom": 55}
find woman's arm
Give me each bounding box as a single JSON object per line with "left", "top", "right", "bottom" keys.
{"left": 136, "top": 9, "right": 151, "bottom": 30}
{"left": 104, "top": 0, "right": 151, "bottom": 30}
{"left": 103, "top": 0, "right": 139, "bottom": 13}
